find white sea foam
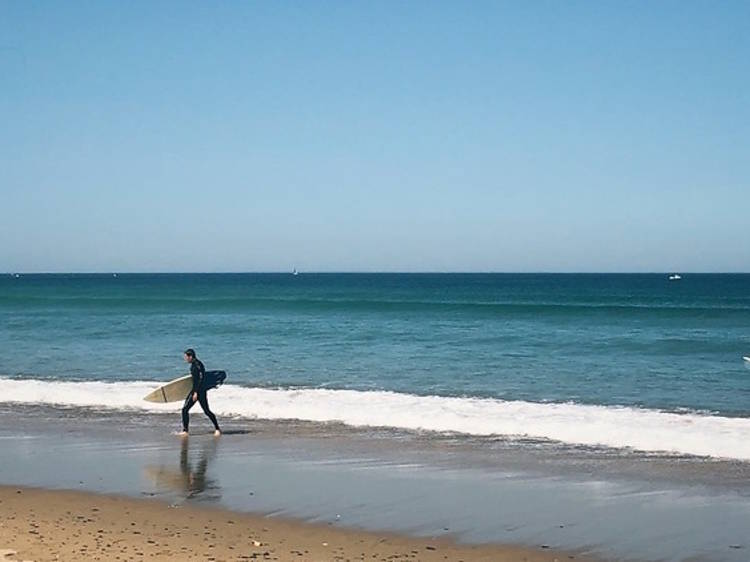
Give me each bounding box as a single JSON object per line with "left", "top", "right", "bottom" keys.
{"left": 2, "top": 377, "right": 750, "bottom": 460}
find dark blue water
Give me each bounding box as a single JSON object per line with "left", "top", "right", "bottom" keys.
{"left": 2, "top": 273, "right": 749, "bottom": 415}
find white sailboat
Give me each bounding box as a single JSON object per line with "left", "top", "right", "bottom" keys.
{"left": 668, "top": 274, "right": 681, "bottom": 281}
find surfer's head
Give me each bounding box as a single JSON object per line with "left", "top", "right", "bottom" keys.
{"left": 184, "top": 348, "right": 196, "bottom": 363}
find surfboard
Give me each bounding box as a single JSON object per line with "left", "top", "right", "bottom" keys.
{"left": 143, "top": 375, "right": 193, "bottom": 403}
{"left": 744, "top": 356, "right": 750, "bottom": 363}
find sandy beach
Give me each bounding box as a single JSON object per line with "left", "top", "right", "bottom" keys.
{"left": 0, "top": 486, "right": 587, "bottom": 562}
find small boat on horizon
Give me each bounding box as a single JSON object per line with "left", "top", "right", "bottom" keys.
{"left": 292, "top": 268, "right": 299, "bottom": 276}
{"left": 668, "top": 274, "right": 682, "bottom": 281}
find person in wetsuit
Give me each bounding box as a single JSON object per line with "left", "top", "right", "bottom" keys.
{"left": 179, "top": 348, "right": 221, "bottom": 437}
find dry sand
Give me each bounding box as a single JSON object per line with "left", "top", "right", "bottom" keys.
{"left": 0, "top": 486, "right": 595, "bottom": 562}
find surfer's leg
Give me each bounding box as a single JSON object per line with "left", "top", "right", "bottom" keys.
{"left": 198, "top": 392, "right": 220, "bottom": 431}
{"left": 181, "top": 393, "right": 196, "bottom": 432}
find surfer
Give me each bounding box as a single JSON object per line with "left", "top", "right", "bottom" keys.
{"left": 179, "top": 349, "right": 221, "bottom": 437}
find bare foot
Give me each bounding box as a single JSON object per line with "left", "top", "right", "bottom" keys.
{"left": 214, "top": 429, "right": 222, "bottom": 437}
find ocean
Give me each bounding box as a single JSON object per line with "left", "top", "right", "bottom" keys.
{"left": 2, "top": 273, "right": 750, "bottom": 460}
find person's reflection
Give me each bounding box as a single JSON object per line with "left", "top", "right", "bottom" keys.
{"left": 179, "top": 436, "right": 218, "bottom": 498}
{"left": 145, "top": 437, "right": 221, "bottom": 502}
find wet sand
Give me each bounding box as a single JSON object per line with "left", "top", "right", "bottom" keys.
{"left": 0, "top": 486, "right": 587, "bottom": 562}
{"left": 2, "top": 405, "right": 750, "bottom": 561}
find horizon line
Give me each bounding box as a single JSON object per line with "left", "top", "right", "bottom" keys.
{"left": 3, "top": 271, "right": 749, "bottom": 275}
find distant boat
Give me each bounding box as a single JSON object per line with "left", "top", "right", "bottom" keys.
{"left": 13, "top": 273, "right": 20, "bottom": 278}
{"left": 292, "top": 268, "right": 299, "bottom": 276}
{"left": 668, "top": 274, "right": 681, "bottom": 281}
{"left": 113, "top": 273, "right": 118, "bottom": 278}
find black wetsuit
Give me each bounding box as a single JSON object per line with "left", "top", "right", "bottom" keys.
{"left": 181, "top": 358, "right": 220, "bottom": 432}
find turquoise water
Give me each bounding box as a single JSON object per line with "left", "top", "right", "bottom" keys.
{"left": 2, "top": 273, "right": 749, "bottom": 412}
{"left": 2, "top": 273, "right": 750, "bottom": 458}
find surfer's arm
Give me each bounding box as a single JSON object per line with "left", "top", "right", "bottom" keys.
{"left": 198, "top": 363, "right": 205, "bottom": 389}
{"left": 189, "top": 363, "right": 204, "bottom": 394}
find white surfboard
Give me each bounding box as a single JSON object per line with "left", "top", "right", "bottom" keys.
{"left": 744, "top": 356, "right": 750, "bottom": 363}
{"left": 143, "top": 375, "right": 193, "bottom": 403}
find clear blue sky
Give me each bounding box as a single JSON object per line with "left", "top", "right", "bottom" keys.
{"left": 1, "top": 1, "right": 748, "bottom": 272}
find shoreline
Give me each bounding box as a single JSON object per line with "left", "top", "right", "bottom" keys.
{"left": 0, "top": 485, "right": 591, "bottom": 562}
{"left": 2, "top": 405, "right": 749, "bottom": 561}
{"left": 5, "top": 376, "right": 750, "bottom": 461}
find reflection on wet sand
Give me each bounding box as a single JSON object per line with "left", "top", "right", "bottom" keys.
{"left": 144, "top": 437, "right": 221, "bottom": 502}
{"left": 5, "top": 406, "right": 750, "bottom": 562}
